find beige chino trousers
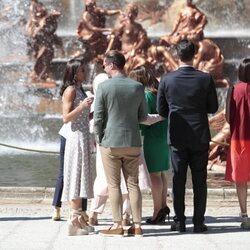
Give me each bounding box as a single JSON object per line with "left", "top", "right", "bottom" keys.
{"left": 100, "top": 146, "right": 142, "bottom": 223}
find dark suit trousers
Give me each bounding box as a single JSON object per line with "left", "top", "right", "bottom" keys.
{"left": 52, "top": 136, "right": 87, "bottom": 210}
{"left": 170, "top": 145, "right": 208, "bottom": 226}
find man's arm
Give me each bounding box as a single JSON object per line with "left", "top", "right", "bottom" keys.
{"left": 157, "top": 77, "right": 169, "bottom": 118}
{"left": 207, "top": 75, "right": 219, "bottom": 114}
{"left": 94, "top": 85, "right": 105, "bottom": 144}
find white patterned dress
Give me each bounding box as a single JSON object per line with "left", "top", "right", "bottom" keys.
{"left": 61, "top": 86, "right": 94, "bottom": 201}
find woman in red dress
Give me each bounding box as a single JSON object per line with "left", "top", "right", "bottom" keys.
{"left": 225, "top": 58, "right": 250, "bottom": 229}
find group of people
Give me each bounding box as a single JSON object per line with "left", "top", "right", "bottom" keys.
{"left": 43, "top": 0, "right": 250, "bottom": 237}
{"left": 49, "top": 35, "right": 250, "bottom": 237}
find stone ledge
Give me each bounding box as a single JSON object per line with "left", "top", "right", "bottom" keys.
{"left": 0, "top": 187, "right": 243, "bottom": 201}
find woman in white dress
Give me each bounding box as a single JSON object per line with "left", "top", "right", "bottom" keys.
{"left": 60, "top": 57, "right": 94, "bottom": 236}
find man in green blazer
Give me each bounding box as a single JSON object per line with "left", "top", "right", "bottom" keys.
{"left": 94, "top": 50, "right": 147, "bottom": 236}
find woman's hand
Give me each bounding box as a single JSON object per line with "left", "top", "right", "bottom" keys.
{"left": 80, "top": 97, "right": 94, "bottom": 110}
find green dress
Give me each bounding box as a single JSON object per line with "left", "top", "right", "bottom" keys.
{"left": 140, "top": 90, "right": 169, "bottom": 173}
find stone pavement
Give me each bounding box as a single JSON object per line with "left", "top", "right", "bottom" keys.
{"left": 0, "top": 187, "right": 250, "bottom": 250}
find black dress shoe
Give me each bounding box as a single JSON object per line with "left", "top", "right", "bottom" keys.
{"left": 193, "top": 224, "right": 208, "bottom": 233}
{"left": 170, "top": 221, "right": 186, "bottom": 232}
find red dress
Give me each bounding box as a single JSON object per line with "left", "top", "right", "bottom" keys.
{"left": 225, "top": 82, "right": 250, "bottom": 182}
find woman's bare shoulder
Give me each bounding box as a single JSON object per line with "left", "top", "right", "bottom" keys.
{"left": 63, "top": 86, "right": 76, "bottom": 99}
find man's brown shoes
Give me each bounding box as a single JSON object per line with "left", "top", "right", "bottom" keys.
{"left": 99, "top": 227, "right": 124, "bottom": 237}
{"left": 124, "top": 226, "right": 143, "bottom": 237}
{"left": 99, "top": 226, "right": 143, "bottom": 237}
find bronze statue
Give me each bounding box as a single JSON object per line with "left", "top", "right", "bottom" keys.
{"left": 208, "top": 110, "right": 230, "bottom": 170}
{"left": 161, "top": 0, "right": 207, "bottom": 45}
{"left": 107, "top": 3, "right": 151, "bottom": 73}
{"left": 113, "top": 4, "right": 150, "bottom": 56}
{"left": 26, "top": 1, "right": 63, "bottom": 84}
{"left": 77, "top": 0, "right": 120, "bottom": 58}
{"left": 25, "top": 0, "right": 47, "bottom": 59}
{"left": 193, "top": 39, "right": 229, "bottom": 88}
{"left": 147, "top": 44, "right": 178, "bottom": 74}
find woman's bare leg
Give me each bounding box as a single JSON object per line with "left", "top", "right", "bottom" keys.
{"left": 150, "top": 172, "right": 163, "bottom": 219}
{"left": 236, "top": 182, "right": 248, "bottom": 214}
{"left": 161, "top": 171, "right": 168, "bottom": 208}
{"left": 71, "top": 198, "right": 81, "bottom": 210}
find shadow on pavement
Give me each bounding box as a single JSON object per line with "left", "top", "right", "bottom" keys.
{"left": 140, "top": 216, "right": 245, "bottom": 237}
{"left": 0, "top": 216, "right": 51, "bottom": 221}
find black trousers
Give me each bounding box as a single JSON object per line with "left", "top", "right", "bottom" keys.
{"left": 52, "top": 136, "right": 87, "bottom": 210}
{"left": 170, "top": 145, "right": 208, "bottom": 226}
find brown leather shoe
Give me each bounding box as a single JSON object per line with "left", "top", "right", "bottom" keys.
{"left": 99, "top": 227, "right": 124, "bottom": 237}
{"left": 89, "top": 217, "right": 98, "bottom": 226}
{"left": 124, "top": 226, "right": 143, "bottom": 237}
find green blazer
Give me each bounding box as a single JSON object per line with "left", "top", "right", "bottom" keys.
{"left": 94, "top": 75, "right": 148, "bottom": 147}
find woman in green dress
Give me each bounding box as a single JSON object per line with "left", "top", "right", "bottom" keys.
{"left": 129, "top": 65, "right": 170, "bottom": 224}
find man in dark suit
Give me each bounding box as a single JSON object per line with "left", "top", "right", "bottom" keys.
{"left": 94, "top": 50, "right": 147, "bottom": 236}
{"left": 157, "top": 39, "right": 218, "bottom": 233}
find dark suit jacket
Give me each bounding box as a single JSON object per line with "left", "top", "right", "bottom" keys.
{"left": 94, "top": 75, "right": 148, "bottom": 147}
{"left": 157, "top": 66, "right": 218, "bottom": 149}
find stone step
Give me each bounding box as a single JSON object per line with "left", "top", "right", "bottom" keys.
{"left": 0, "top": 186, "right": 242, "bottom": 202}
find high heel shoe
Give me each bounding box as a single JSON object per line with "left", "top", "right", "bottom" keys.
{"left": 160, "top": 206, "right": 170, "bottom": 222}
{"left": 146, "top": 206, "right": 170, "bottom": 225}
{"left": 146, "top": 210, "right": 166, "bottom": 225}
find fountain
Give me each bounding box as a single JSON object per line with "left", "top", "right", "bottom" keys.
{"left": 0, "top": 0, "right": 62, "bottom": 187}
{"left": 0, "top": 0, "right": 249, "bottom": 187}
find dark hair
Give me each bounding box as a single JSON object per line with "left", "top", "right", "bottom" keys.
{"left": 104, "top": 50, "right": 126, "bottom": 70}
{"left": 129, "top": 65, "right": 159, "bottom": 94}
{"left": 176, "top": 39, "right": 195, "bottom": 62}
{"left": 60, "top": 57, "right": 86, "bottom": 96}
{"left": 238, "top": 58, "right": 250, "bottom": 83}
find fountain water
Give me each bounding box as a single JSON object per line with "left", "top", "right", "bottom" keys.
{"left": 0, "top": 0, "right": 62, "bottom": 186}
{"left": 0, "top": 0, "right": 249, "bottom": 187}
